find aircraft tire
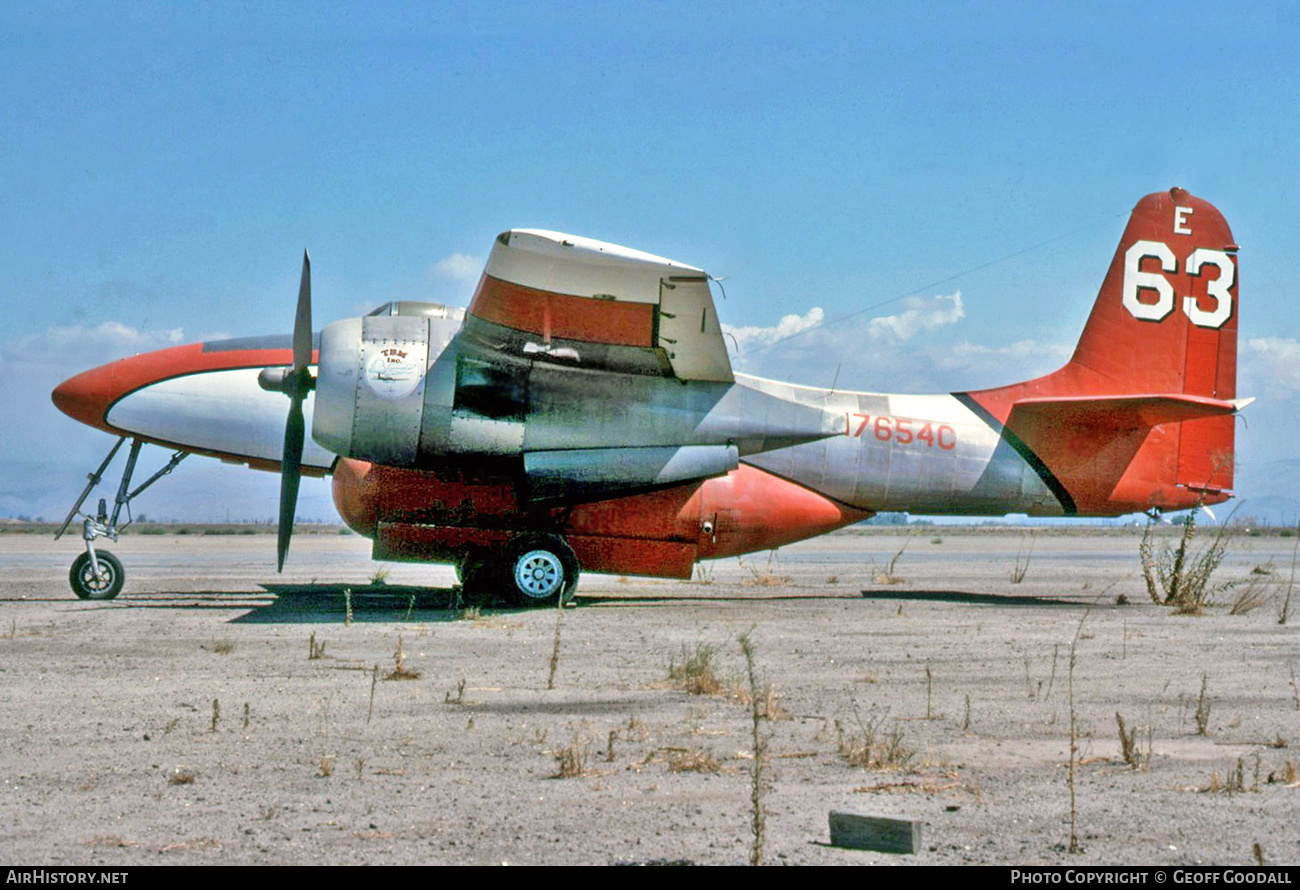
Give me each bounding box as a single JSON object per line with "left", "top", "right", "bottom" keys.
{"left": 506, "top": 535, "right": 579, "bottom": 607}
{"left": 69, "top": 550, "right": 124, "bottom": 601}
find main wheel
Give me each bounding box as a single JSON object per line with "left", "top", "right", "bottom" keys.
{"left": 506, "top": 536, "right": 579, "bottom": 607}
{"left": 69, "top": 550, "right": 124, "bottom": 601}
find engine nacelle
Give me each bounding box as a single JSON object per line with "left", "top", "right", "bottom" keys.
{"left": 313, "top": 305, "right": 515, "bottom": 466}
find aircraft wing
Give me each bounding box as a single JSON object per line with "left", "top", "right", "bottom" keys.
{"left": 462, "top": 229, "right": 733, "bottom": 383}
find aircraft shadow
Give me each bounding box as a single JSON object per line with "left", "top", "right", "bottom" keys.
{"left": 577, "top": 592, "right": 863, "bottom": 606}
{"left": 858, "top": 588, "right": 1096, "bottom": 608}
{"left": 230, "top": 583, "right": 470, "bottom": 623}
{"left": 74, "top": 587, "right": 469, "bottom": 623}
{"left": 61, "top": 584, "right": 1100, "bottom": 620}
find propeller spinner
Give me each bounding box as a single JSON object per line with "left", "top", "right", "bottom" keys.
{"left": 257, "top": 251, "right": 316, "bottom": 571}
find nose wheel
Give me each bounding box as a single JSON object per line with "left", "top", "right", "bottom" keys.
{"left": 69, "top": 550, "right": 124, "bottom": 601}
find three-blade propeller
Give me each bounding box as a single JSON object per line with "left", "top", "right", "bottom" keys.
{"left": 257, "top": 251, "right": 315, "bottom": 571}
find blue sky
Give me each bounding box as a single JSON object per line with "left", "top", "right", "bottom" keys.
{"left": 3, "top": 1, "right": 1300, "bottom": 523}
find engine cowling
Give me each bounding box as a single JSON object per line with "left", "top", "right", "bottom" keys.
{"left": 313, "top": 305, "right": 489, "bottom": 466}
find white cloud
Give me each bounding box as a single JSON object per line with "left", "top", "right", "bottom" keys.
{"left": 948, "top": 339, "right": 1071, "bottom": 360}
{"left": 0, "top": 323, "right": 186, "bottom": 372}
{"left": 718, "top": 296, "right": 1074, "bottom": 393}
{"left": 723, "top": 307, "right": 825, "bottom": 352}
{"left": 1244, "top": 337, "right": 1300, "bottom": 400}
{"left": 868, "top": 291, "right": 964, "bottom": 341}
{"left": 428, "top": 252, "right": 483, "bottom": 282}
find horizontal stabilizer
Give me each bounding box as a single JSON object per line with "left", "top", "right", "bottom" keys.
{"left": 1010, "top": 393, "right": 1241, "bottom": 430}
{"left": 524, "top": 445, "right": 738, "bottom": 504}
{"left": 1004, "top": 394, "right": 1243, "bottom": 514}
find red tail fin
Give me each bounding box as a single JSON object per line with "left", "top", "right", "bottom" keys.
{"left": 961, "top": 188, "right": 1240, "bottom": 514}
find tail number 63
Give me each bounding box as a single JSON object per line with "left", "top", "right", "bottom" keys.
{"left": 1122, "top": 240, "right": 1234, "bottom": 329}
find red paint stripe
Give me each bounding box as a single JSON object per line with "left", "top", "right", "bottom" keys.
{"left": 468, "top": 275, "right": 655, "bottom": 347}
{"left": 52, "top": 343, "right": 310, "bottom": 433}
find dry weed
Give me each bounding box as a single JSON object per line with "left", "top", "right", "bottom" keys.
{"left": 385, "top": 634, "right": 421, "bottom": 680}
{"left": 739, "top": 552, "right": 791, "bottom": 587}
{"left": 624, "top": 716, "right": 650, "bottom": 742}
{"left": 1195, "top": 674, "right": 1212, "bottom": 736}
{"left": 445, "top": 679, "right": 467, "bottom": 705}
{"left": 756, "top": 684, "right": 791, "bottom": 721}
{"left": 836, "top": 709, "right": 914, "bottom": 770}
{"left": 1230, "top": 577, "right": 1271, "bottom": 615}
{"left": 666, "top": 748, "right": 721, "bottom": 774}
{"left": 308, "top": 632, "right": 327, "bottom": 660}
{"left": 738, "top": 629, "right": 769, "bottom": 868}
{"left": 1267, "top": 760, "right": 1298, "bottom": 786}
{"left": 158, "top": 838, "right": 220, "bottom": 853}
{"left": 81, "top": 836, "right": 137, "bottom": 848}
{"left": 1116, "top": 712, "right": 1147, "bottom": 769}
{"left": 1139, "top": 509, "right": 1236, "bottom": 613}
{"left": 872, "top": 540, "right": 908, "bottom": 585}
{"left": 668, "top": 642, "right": 723, "bottom": 695}
{"left": 1199, "top": 757, "right": 1248, "bottom": 794}
{"left": 551, "top": 737, "right": 590, "bottom": 779}
{"left": 547, "top": 599, "right": 564, "bottom": 690}
{"left": 1010, "top": 532, "right": 1035, "bottom": 584}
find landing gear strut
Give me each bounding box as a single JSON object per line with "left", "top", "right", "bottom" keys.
{"left": 55, "top": 437, "right": 187, "bottom": 601}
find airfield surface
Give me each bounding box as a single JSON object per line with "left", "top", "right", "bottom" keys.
{"left": 1, "top": 527, "right": 1298, "bottom": 866}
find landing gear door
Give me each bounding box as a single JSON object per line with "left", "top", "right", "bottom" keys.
{"left": 657, "top": 277, "right": 734, "bottom": 383}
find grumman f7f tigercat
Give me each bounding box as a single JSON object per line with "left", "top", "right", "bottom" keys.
{"left": 51, "top": 188, "right": 1247, "bottom": 604}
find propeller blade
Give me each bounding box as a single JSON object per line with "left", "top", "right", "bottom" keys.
{"left": 277, "top": 249, "right": 312, "bottom": 572}
{"left": 293, "top": 250, "right": 312, "bottom": 372}
{"left": 277, "top": 396, "right": 304, "bottom": 572}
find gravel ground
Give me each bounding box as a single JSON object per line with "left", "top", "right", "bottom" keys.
{"left": 1, "top": 527, "right": 1298, "bottom": 866}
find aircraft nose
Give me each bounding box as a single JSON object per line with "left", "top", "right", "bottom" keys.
{"left": 52, "top": 364, "right": 118, "bottom": 431}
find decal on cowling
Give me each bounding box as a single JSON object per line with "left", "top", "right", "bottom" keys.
{"left": 364, "top": 347, "right": 426, "bottom": 400}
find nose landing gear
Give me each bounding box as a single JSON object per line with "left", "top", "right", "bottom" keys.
{"left": 55, "top": 436, "right": 188, "bottom": 601}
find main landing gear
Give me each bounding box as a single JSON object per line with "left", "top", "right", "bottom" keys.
{"left": 458, "top": 534, "right": 581, "bottom": 608}
{"left": 55, "top": 436, "right": 187, "bottom": 601}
